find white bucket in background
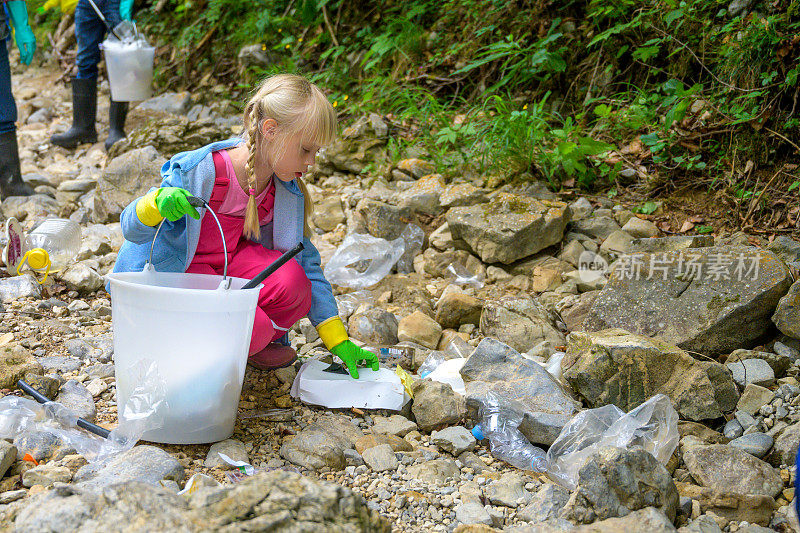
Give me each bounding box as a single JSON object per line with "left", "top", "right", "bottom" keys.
{"left": 102, "top": 39, "right": 155, "bottom": 101}
{"left": 106, "top": 268, "right": 261, "bottom": 444}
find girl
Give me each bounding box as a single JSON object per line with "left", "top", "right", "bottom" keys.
{"left": 111, "top": 74, "right": 379, "bottom": 379}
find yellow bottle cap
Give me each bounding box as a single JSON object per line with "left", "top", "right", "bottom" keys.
{"left": 26, "top": 248, "right": 50, "bottom": 270}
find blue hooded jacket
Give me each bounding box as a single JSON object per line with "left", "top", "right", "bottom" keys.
{"left": 111, "top": 137, "right": 339, "bottom": 327}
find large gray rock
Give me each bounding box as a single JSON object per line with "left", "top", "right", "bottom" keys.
{"left": 406, "top": 458, "right": 460, "bottom": 485}
{"left": 0, "top": 343, "right": 42, "bottom": 388}
{"left": 460, "top": 338, "right": 580, "bottom": 446}
{"left": 675, "top": 482, "right": 774, "bottom": 526}
{"left": 74, "top": 445, "right": 184, "bottom": 491}
{"left": 352, "top": 198, "right": 413, "bottom": 240}
{"left": 398, "top": 174, "right": 447, "bottom": 215}
{"left": 683, "top": 444, "right": 782, "bottom": 497}
{"left": 767, "top": 235, "right": 800, "bottom": 264}
{"left": 10, "top": 470, "right": 390, "bottom": 531}
{"left": 770, "top": 421, "right": 800, "bottom": 466}
{"left": 204, "top": 439, "right": 248, "bottom": 469}
{"left": 59, "top": 263, "right": 105, "bottom": 294}
{"left": 0, "top": 195, "right": 60, "bottom": 222}
{"left": 772, "top": 279, "right": 800, "bottom": 339}
{"left": 410, "top": 379, "right": 466, "bottom": 432}
{"left": 561, "top": 447, "right": 678, "bottom": 524}
{"left": 279, "top": 414, "right": 360, "bottom": 471}
{"left": 480, "top": 297, "right": 565, "bottom": 353}
{"left": 14, "top": 431, "right": 75, "bottom": 463}
{"left": 573, "top": 507, "right": 676, "bottom": 532}
{"left": 517, "top": 483, "right": 571, "bottom": 523}
{"left": 584, "top": 246, "right": 792, "bottom": 355}
{"left": 446, "top": 194, "right": 571, "bottom": 264}
{"left": 137, "top": 92, "right": 192, "bottom": 114}
{"left": 348, "top": 306, "right": 399, "bottom": 346}
{"left": 0, "top": 441, "right": 16, "bottom": 479}
{"left": 562, "top": 329, "right": 738, "bottom": 420}
{"left": 55, "top": 380, "right": 97, "bottom": 423}
{"left": 629, "top": 235, "right": 714, "bottom": 253}
{"left": 107, "top": 116, "right": 231, "bottom": 161}
{"left": 484, "top": 473, "right": 531, "bottom": 507}
{"left": 93, "top": 146, "right": 163, "bottom": 223}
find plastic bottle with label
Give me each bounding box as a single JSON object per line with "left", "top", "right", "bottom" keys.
{"left": 471, "top": 393, "right": 548, "bottom": 472}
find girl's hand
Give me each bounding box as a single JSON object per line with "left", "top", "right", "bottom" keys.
{"left": 154, "top": 188, "right": 201, "bottom": 222}
{"left": 330, "top": 341, "right": 379, "bottom": 379}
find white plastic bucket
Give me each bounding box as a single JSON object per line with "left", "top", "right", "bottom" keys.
{"left": 102, "top": 39, "right": 155, "bottom": 101}
{"left": 106, "top": 267, "right": 261, "bottom": 444}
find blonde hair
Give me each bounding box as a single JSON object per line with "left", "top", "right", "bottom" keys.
{"left": 242, "top": 74, "right": 337, "bottom": 240}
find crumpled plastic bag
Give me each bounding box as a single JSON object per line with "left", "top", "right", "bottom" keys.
{"left": 545, "top": 394, "right": 679, "bottom": 490}
{"left": 336, "top": 290, "right": 375, "bottom": 320}
{"left": 324, "top": 233, "right": 405, "bottom": 288}
{"left": 0, "top": 360, "right": 166, "bottom": 465}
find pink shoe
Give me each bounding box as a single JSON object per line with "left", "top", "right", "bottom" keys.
{"left": 248, "top": 343, "right": 297, "bottom": 370}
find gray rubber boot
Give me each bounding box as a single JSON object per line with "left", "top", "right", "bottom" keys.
{"left": 50, "top": 77, "right": 98, "bottom": 148}
{"left": 0, "top": 130, "right": 34, "bottom": 199}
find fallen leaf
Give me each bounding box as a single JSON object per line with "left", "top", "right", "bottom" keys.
{"left": 680, "top": 220, "right": 695, "bottom": 232}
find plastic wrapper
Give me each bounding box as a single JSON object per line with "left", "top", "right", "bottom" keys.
{"left": 446, "top": 263, "right": 484, "bottom": 289}
{"left": 336, "top": 290, "right": 375, "bottom": 320}
{"left": 425, "top": 358, "right": 466, "bottom": 395}
{"left": 0, "top": 360, "right": 166, "bottom": 464}
{"left": 324, "top": 233, "right": 405, "bottom": 288}
{"left": 545, "top": 394, "right": 679, "bottom": 490}
{"left": 396, "top": 224, "right": 424, "bottom": 273}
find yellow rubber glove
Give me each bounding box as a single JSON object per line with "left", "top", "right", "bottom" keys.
{"left": 135, "top": 188, "right": 201, "bottom": 226}
{"left": 316, "top": 316, "right": 349, "bottom": 350}
{"left": 42, "top": 0, "right": 79, "bottom": 14}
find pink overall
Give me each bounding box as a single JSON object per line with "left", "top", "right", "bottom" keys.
{"left": 186, "top": 150, "right": 312, "bottom": 356}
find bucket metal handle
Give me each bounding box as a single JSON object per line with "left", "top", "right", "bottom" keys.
{"left": 147, "top": 195, "right": 230, "bottom": 280}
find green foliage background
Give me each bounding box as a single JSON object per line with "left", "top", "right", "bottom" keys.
{"left": 30, "top": 0, "right": 800, "bottom": 195}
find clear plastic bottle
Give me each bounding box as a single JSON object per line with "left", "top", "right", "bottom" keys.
{"left": 23, "top": 219, "right": 81, "bottom": 273}
{"left": 472, "top": 393, "right": 548, "bottom": 472}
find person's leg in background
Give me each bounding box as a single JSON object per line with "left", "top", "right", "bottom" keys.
{"left": 99, "top": 0, "right": 126, "bottom": 150}
{"left": 0, "top": 41, "right": 33, "bottom": 199}
{"left": 50, "top": 0, "right": 103, "bottom": 148}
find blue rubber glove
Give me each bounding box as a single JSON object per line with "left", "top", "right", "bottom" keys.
{"left": 7, "top": 1, "right": 36, "bottom": 66}
{"left": 119, "top": 0, "right": 133, "bottom": 21}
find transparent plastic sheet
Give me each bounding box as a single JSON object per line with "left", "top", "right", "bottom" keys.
{"left": 396, "top": 224, "right": 424, "bottom": 274}
{"left": 445, "top": 263, "right": 484, "bottom": 289}
{"left": 324, "top": 233, "right": 405, "bottom": 288}
{"left": 0, "top": 360, "right": 166, "bottom": 465}
{"left": 545, "top": 394, "right": 679, "bottom": 490}
{"left": 336, "top": 290, "right": 375, "bottom": 320}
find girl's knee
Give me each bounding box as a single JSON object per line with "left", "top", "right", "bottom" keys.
{"left": 262, "top": 259, "right": 311, "bottom": 308}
